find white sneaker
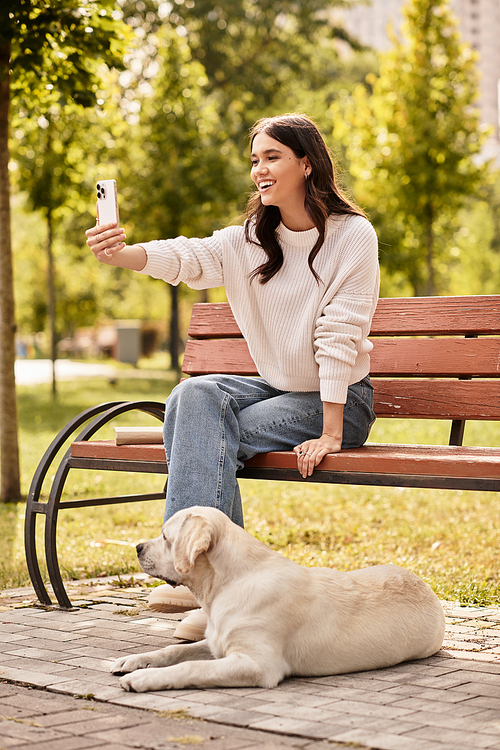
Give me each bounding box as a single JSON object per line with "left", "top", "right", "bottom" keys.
{"left": 173, "top": 609, "right": 208, "bottom": 641}
{"left": 148, "top": 584, "right": 198, "bottom": 613}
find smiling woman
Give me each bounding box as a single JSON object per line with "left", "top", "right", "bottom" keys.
{"left": 250, "top": 133, "right": 312, "bottom": 230}
{"left": 84, "top": 113, "right": 380, "bottom": 625}
{"left": 246, "top": 114, "right": 367, "bottom": 284}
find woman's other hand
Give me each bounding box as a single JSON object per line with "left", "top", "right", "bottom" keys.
{"left": 293, "top": 434, "right": 342, "bottom": 478}
{"left": 294, "top": 401, "right": 344, "bottom": 478}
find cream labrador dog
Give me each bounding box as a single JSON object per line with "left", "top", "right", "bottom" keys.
{"left": 112, "top": 506, "right": 445, "bottom": 692}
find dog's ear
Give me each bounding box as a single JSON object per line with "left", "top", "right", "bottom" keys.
{"left": 173, "top": 512, "right": 213, "bottom": 574}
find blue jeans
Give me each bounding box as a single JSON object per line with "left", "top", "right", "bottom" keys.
{"left": 163, "top": 375, "right": 375, "bottom": 527}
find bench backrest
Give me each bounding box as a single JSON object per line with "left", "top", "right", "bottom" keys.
{"left": 182, "top": 295, "right": 500, "bottom": 445}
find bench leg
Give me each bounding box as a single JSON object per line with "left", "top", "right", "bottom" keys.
{"left": 24, "top": 504, "right": 52, "bottom": 606}
{"left": 25, "top": 400, "right": 166, "bottom": 609}
{"left": 24, "top": 402, "right": 128, "bottom": 608}
{"left": 449, "top": 419, "right": 465, "bottom": 446}
{"left": 45, "top": 457, "right": 73, "bottom": 609}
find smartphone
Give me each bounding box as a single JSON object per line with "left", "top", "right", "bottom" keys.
{"left": 96, "top": 179, "right": 119, "bottom": 225}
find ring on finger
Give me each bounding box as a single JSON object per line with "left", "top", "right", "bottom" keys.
{"left": 104, "top": 248, "right": 111, "bottom": 257}
{"left": 306, "top": 452, "right": 312, "bottom": 456}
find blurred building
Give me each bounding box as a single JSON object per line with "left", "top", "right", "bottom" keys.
{"left": 340, "top": 0, "right": 500, "bottom": 161}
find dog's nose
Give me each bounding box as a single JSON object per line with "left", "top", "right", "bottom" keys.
{"left": 136, "top": 542, "right": 144, "bottom": 556}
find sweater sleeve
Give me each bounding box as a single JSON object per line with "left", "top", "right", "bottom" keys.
{"left": 314, "top": 218, "right": 379, "bottom": 404}
{"left": 136, "top": 232, "right": 224, "bottom": 290}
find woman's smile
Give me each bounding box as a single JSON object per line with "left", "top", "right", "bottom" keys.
{"left": 258, "top": 180, "right": 276, "bottom": 194}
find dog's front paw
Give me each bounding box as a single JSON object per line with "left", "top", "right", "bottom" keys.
{"left": 111, "top": 656, "right": 129, "bottom": 674}
{"left": 119, "top": 673, "right": 138, "bottom": 692}
{"left": 111, "top": 654, "right": 149, "bottom": 675}
{"left": 119, "top": 666, "right": 178, "bottom": 692}
{"left": 119, "top": 671, "right": 156, "bottom": 693}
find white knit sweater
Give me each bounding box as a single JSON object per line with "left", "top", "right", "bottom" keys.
{"left": 139, "top": 213, "right": 379, "bottom": 404}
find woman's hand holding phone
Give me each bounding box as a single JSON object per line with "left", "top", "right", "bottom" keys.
{"left": 86, "top": 220, "right": 126, "bottom": 260}
{"left": 85, "top": 178, "right": 147, "bottom": 271}
{"left": 85, "top": 222, "right": 148, "bottom": 271}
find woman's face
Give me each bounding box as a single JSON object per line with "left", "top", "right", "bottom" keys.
{"left": 250, "top": 132, "right": 311, "bottom": 214}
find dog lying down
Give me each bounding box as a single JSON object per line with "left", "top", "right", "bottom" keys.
{"left": 111, "top": 506, "right": 445, "bottom": 693}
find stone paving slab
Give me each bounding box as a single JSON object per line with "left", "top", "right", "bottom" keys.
{"left": 1, "top": 575, "right": 500, "bottom": 750}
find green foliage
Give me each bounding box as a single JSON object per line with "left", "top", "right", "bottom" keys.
{"left": 130, "top": 23, "right": 247, "bottom": 239}
{"left": 130, "top": 0, "right": 361, "bottom": 129}
{"left": 3, "top": 0, "right": 129, "bottom": 108}
{"left": 330, "top": 0, "right": 489, "bottom": 296}
{"left": 446, "top": 193, "right": 500, "bottom": 295}
{"left": 4, "top": 3, "right": 132, "bottom": 346}
{"left": 13, "top": 105, "right": 102, "bottom": 215}
{"left": 115, "top": 0, "right": 361, "bottom": 158}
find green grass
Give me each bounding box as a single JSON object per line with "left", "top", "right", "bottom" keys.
{"left": 1, "top": 370, "right": 499, "bottom": 607}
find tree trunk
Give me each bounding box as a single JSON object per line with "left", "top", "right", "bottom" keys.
{"left": 425, "top": 202, "right": 436, "bottom": 297}
{"left": 0, "top": 42, "right": 22, "bottom": 502}
{"left": 46, "top": 207, "right": 57, "bottom": 396}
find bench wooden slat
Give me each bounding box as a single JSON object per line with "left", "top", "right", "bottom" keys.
{"left": 372, "top": 339, "right": 500, "bottom": 377}
{"left": 182, "top": 339, "right": 258, "bottom": 375}
{"left": 182, "top": 337, "right": 500, "bottom": 378}
{"left": 188, "top": 295, "right": 500, "bottom": 339}
{"left": 70, "top": 440, "right": 500, "bottom": 480}
{"left": 374, "top": 380, "right": 500, "bottom": 419}
{"left": 369, "top": 295, "right": 500, "bottom": 336}
{"left": 244, "top": 445, "right": 500, "bottom": 480}
{"left": 188, "top": 303, "right": 242, "bottom": 339}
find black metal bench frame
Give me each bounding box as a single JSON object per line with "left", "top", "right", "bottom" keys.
{"left": 25, "top": 401, "right": 166, "bottom": 609}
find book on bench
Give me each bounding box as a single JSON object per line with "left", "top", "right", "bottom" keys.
{"left": 115, "top": 426, "right": 164, "bottom": 445}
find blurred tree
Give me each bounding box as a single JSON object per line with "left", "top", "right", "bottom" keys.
{"left": 482, "top": 171, "right": 500, "bottom": 260}
{"left": 176, "top": 0, "right": 364, "bottom": 141}
{"left": 128, "top": 25, "right": 246, "bottom": 372}
{"left": 14, "top": 107, "right": 86, "bottom": 394}
{"left": 0, "top": 0, "right": 128, "bottom": 500}
{"left": 446, "top": 170, "right": 500, "bottom": 295}
{"left": 113, "top": 0, "right": 362, "bottom": 364}
{"left": 330, "top": 0, "right": 488, "bottom": 296}
{"left": 120, "top": 0, "right": 362, "bottom": 137}
{"left": 11, "top": 89, "right": 131, "bottom": 392}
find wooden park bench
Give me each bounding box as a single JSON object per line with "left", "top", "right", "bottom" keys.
{"left": 25, "top": 294, "right": 500, "bottom": 609}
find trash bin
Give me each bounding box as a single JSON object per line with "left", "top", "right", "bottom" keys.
{"left": 116, "top": 320, "right": 141, "bottom": 365}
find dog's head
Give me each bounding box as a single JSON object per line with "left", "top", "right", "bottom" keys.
{"left": 136, "top": 506, "right": 226, "bottom": 584}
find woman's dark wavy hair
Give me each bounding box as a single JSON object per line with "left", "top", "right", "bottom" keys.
{"left": 245, "top": 114, "right": 366, "bottom": 284}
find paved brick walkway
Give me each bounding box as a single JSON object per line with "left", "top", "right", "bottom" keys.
{"left": 1, "top": 575, "right": 499, "bottom": 750}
